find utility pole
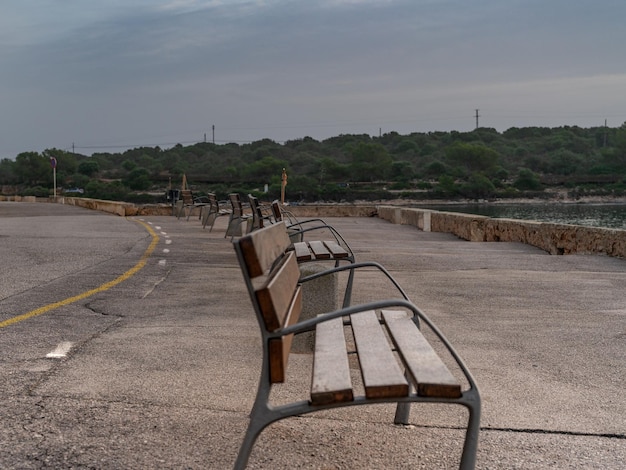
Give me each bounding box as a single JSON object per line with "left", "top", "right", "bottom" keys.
{"left": 212, "top": 125, "right": 215, "bottom": 144}
{"left": 204, "top": 133, "right": 206, "bottom": 143}
{"left": 475, "top": 109, "right": 480, "bottom": 129}
{"left": 604, "top": 119, "right": 608, "bottom": 147}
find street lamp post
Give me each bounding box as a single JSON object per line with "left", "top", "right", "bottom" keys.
{"left": 50, "top": 157, "right": 57, "bottom": 201}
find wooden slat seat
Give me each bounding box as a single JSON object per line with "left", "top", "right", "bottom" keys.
{"left": 291, "top": 240, "right": 349, "bottom": 261}
{"left": 232, "top": 222, "right": 481, "bottom": 470}
{"left": 383, "top": 309, "right": 462, "bottom": 398}
{"left": 310, "top": 315, "right": 354, "bottom": 405}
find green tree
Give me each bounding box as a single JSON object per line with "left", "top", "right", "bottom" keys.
{"left": 609, "top": 122, "right": 626, "bottom": 170}
{"left": 437, "top": 175, "right": 457, "bottom": 194}
{"left": 459, "top": 173, "right": 496, "bottom": 199}
{"left": 0, "top": 158, "right": 17, "bottom": 184}
{"left": 78, "top": 160, "right": 100, "bottom": 176}
{"left": 390, "top": 161, "right": 415, "bottom": 181}
{"left": 445, "top": 143, "right": 499, "bottom": 176}
{"left": 349, "top": 142, "right": 393, "bottom": 181}
{"left": 70, "top": 173, "right": 90, "bottom": 188}
{"left": 545, "top": 149, "right": 584, "bottom": 176}
{"left": 318, "top": 157, "right": 350, "bottom": 182}
{"left": 244, "top": 156, "right": 287, "bottom": 183}
{"left": 14, "top": 152, "right": 49, "bottom": 185}
{"left": 424, "top": 160, "right": 451, "bottom": 178}
{"left": 122, "top": 159, "right": 138, "bottom": 172}
{"left": 513, "top": 168, "right": 542, "bottom": 190}
{"left": 124, "top": 168, "right": 151, "bottom": 190}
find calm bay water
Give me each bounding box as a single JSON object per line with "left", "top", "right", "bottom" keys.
{"left": 420, "top": 203, "right": 626, "bottom": 230}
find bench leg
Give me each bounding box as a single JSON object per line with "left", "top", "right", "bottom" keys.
{"left": 393, "top": 402, "right": 411, "bottom": 425}
{"left": 459, "top": 389, "right": 481, "bottom": 470}
{"left": 234, "top": 414, "right": 265, "bottom": 470}
{"left": 234, "top": 385, "right": 274, "bottom": 470}
{"left": 203, "top": 211, "right": 216, "bottom": 229}
{"left": 393, "top": 384, "right": 481, "bottom": 470}
{"left": 341, "top": 266, "right": 356, "bottom": 308}
{"left": 226, "top": 218, "right": 243, "bottom": 239}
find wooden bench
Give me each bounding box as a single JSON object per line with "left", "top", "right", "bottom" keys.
{"left": 176, "top": 189, "right": 209, "bottom": 220}
{"left": 270, "top": 200, "right": 336, "bottom": 239}
{"left": 232, "top": 222, "right": 481, "bottom": 469}
{"left": 251, "top": 198, "right": 358, "bottom": 306}
{"left": 225, "top": 193, "right": 253, "bottom": 239}
{"left": 247, "top": 194, "right": 274, "bottom": 230}
{"left": 202, "top": 193, "right": 232, "bottom": 231}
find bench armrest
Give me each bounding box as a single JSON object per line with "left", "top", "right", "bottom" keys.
{"left": 300, "top": 260, "right": 406, "bottom": 298}
{"left": 291, "top": 224, "right": 353, "bottom": 252}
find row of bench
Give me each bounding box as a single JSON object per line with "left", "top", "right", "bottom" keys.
{"left": 174, "top": 190, "right": 481, "bottom": 468}
{"left": 177, "top": 191, "right": 357, "bottom": 285}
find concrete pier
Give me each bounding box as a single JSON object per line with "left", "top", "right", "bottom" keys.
{"left": 1, "top": 201, "right": 624, "bottom": 468}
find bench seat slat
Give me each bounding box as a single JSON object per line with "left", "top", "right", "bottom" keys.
{"left": 307, "top": 240, "right": 332, "bottom": 259}
{"left": 322, "top": 240, "right": 349, "bottom": 259}
{"left": 311, "top": 316, "right": 354, "bottom": 405}
{"left": 293, "top": 242, "right": 312, "bottom": 261}
{"left": 351, "top": 311, "right": 409, "bottom": 399}
{"left": 382, "top": 310, "right": 461, "bottom": 398}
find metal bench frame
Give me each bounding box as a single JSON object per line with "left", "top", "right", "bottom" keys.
{"left": 232, "top": 222, "right": 481, "bottom": 469}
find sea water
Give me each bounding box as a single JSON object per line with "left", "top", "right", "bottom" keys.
{"left": 421, "top": 203, "right": 626, "bottom": 230}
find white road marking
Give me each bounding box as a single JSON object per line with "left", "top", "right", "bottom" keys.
{"left": 165, "top": 239, "right": 172, "bottom": 245}
{"left": 158, "top": 259, "right": 167, "bottom": 266}
{"left": 163, "top": 248, "right": 170, "bottom": 253}
{"left": 46, "top": 341, "right": 73, "bottom": 358}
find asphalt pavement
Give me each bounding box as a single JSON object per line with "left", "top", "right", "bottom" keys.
{"left": 0, "top": 201, "right": 624, "bottom": 469}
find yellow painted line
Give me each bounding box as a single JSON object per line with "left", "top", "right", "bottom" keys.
{"left": 0, "top": 219, "right": 159, "bottom": 329}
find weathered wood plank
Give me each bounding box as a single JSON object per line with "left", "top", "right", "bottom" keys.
{"left": 308, "top": 240, "right": 332, "bottom": 259}
{"left": 311, "top": 316, "right": 354, "bottom": 405}
{"left": 350, "top": 311, "right": 408, "bottom": 399}
{"left": 382, "top": 310, "right": 461, "bottom": 398}
{"left": 238, "top": 222, "right": 292, "bottom": 277}
{"left": 323, "top": 240, "right": 349, "bottom": 259}
{"left": 268, "top": 287, "right": 302, "bottom": 383}
{"left": 293, "top": 242, "right": 312, "bottom": 261}
{"left": 255, "top": 252, "right": 301, "bottom": 331}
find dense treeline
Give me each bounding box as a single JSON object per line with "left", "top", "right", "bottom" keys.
{"left": 2, "top": 124, "right": 626, "bottom": 203}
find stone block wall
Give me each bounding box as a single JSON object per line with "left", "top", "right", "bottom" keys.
{"left": 377, "top": 205, "right": 626, "bottom": 258}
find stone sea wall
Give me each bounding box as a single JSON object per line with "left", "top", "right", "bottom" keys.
{"left": 5, "top": 197, "right": 624, "bottom": 258}
{"left": 376, "top": 205, "right": 626, "bottom": 258}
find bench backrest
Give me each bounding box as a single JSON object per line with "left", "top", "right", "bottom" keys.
{"left": 180, "top": 189, "right": 194, "bottom": 205}
{"left": 271, "top": 200, "right": 283, "bottom": 222}
{"left": 229, "top": 193, "right": 246, "bottom": 217}
{"left": 248, "top": 194, "right": 266, "bottom": 229}
{"left": 207, "top": 193, "right": 220, "bottom": 211}
{"left": 234, "top": 222, "right": 302, "bottom": 382}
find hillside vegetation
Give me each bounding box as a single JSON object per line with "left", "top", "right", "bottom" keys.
{"left": 2, "top": 124, "right": 626, "bottom": 203}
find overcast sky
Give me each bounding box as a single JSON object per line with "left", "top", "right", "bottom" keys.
{"left": 1, "top": 0, "right": 625, "bottom": 158}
